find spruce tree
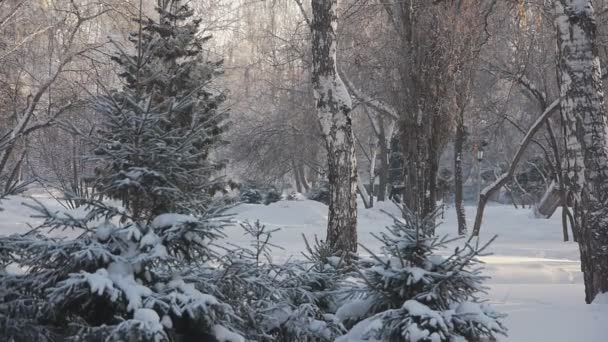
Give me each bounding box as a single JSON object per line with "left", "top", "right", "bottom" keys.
{"left": 218, "top": 222, "right": 346, "bottom": 342}
{"left": 337, "top": 206, "right": 506, "bottom": 342}
{"left": 93, "top": 0, "right": 227, "bottom": 221}
{"left": 0, "top": 2, "right": 241, "bottom": 341}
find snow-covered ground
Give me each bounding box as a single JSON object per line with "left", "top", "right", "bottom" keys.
{"left": 1, "top": 193, "right": 607, "bottom": 341}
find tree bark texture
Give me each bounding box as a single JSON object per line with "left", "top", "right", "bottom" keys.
{"left": 377, "top": 118, "right": 390, "bottom": 202}
{"left": 455, "top": 121, "right": 467, "bottom": 235}
{"left": 555, "top": 0, "right": 608, "bottom": 303}
{"left": 311, "top": 0, "right": 358, "bottom": 254}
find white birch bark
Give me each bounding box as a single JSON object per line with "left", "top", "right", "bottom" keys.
{"left": 555, "top": 0, "right": 608, "bottom": 303}
{"left": 311, "top": 0, "right": 357, "bottom": 254}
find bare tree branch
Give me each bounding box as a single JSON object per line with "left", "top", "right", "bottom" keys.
{"left": 472, "top": 98, "right": 560, "bottom": 236}
{"left": 340, "top": 68, "right": 399, "bottom": 121}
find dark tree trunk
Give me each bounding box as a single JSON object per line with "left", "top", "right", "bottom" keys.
{"left": 402, "top": 128, "right": 422, "bottom": 215}
{"left": 311, "top": 0, "right": 358, "bottom": 255}
{"left": 455, "top": 121, "right": 467, "bottom": 235}
{"left": 377, "top": 130, "right": 390, "bottom": 202}
{"left": 555, "top": 0, "right": 608, "bottom": 303}
{"left": 293, "top": 160, "right": 302, "bottom": 193}
{"left": 561, "top": 192, "right": 570, "bottom": 242}
{"left": 424, "top": 146, "right": 438, "bottom": 218}
{"left": 298, "top": 163, "right": 310, "bottom": 192}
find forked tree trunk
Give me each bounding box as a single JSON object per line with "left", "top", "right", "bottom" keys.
{"left": 311, "top": 0, "right": 357, "bottom": 254}
{"left": 555, "top": 0, "right": 608, "bottom": 303}
{"left": 298, "top": 164, "right": 310, "bottom": 191}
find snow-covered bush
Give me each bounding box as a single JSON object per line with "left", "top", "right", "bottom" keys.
{"left": 337, "top": 205, "right": 507, "bottom": 341}
{"left": 306, "top": 180, "right": 330, "bottom": 205}
{"left": 238, "top": 182, "right": 281, "bottom": 205}
{"left": 265, "top": 188, "right": 282, "bottom": 205}
{"left": 286, "top": 191, "right": 303, "bottom": 201}
{"left": 239, "top": 186, "right": 264, "bottom": 204}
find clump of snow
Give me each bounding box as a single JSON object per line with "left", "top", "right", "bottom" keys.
{"left": 453, "top": 301, "right": 504, "bottom": 332}
{"left": 161, "top": 315, "right": 173, "bottom": 329}
{"left": 336, "top": 297, "right": 376, "bottom": 322}
{"left": 133, "top": 308, "right": 164, "bottom": 334}
{"left": 327, "top": 256, "right": 342, "bottom": 267}
{"left": 165, "top": 278, "right": 219, "bottom": 316}
{"left": 107, "top": 261, "right": 152, "bottom": 311}
{"left": 4, "top": 263, "right": 26, "bottom": 275}
{"left": 122, "top": 224, "right": 142, "bottom": 241}
{"left": 134, "top": 307, "right": 160, "bottom": 324}
{"left": 403, "top": 300, "right": 448, "bottom": 332}
{"left": 212, "top": 324, "right": 245, "bottom": 342}
{"left": 96, "top": 220, "right": 115, "bottom": 241}
{"left": 85, "top": 268, "right": 118, "bottom": 300}
{"left": 307, "top": 319, "right": 332, "bottom": 340}
{"left": 405, "top": 323, "right": 441, "bottom": 342}
{"left": 152, "top": 213, "right": 197, "bottom": 228}
{"left": 335, "top": 316, "right": 382, "bottom": 342}
{"left": 140, "top": 230, "right": 160, "bottom": 247}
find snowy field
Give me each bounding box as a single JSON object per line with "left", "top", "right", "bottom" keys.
{"left": 1, "top": 193, "right": 607, "bottom": 341}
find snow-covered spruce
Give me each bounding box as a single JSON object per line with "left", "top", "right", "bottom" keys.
{"left": 336, "top": 205, "right": 506, "bottom": 341}
{"left": 0, "top": 198, "right": 240, "bottom": 341}
{"left": 79, "top": 0, "right": 228, "bottom": 221}
{"left": 217, "top": 220, "right": 346, "bottom": 341}
{"left": 0, "top": 1, "right": 240, "bottom": 340}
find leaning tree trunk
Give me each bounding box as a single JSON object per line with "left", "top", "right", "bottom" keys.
{"left": 555, "top": 0, "right": 608, "bottom": 303}
{"left": 311, "top": 0, "right": 358, "bottom": 254}
{"left": 455, "top": 121, "right": 467, "bottom": 235}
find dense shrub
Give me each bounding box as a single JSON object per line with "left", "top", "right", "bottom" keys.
{"left": 306, "top": 181, "right": 330, "bottom": 205}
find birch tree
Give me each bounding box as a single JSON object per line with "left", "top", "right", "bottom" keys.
{"left": 554, "top": 0, "right": 608, "bottom": 303}
{"left": 310, "top": 0, "right": 357, "bottom": 254}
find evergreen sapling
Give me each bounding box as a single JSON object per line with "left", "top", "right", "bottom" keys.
{"left": 337, "top": 205, "right": 506, "bottom": 342}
